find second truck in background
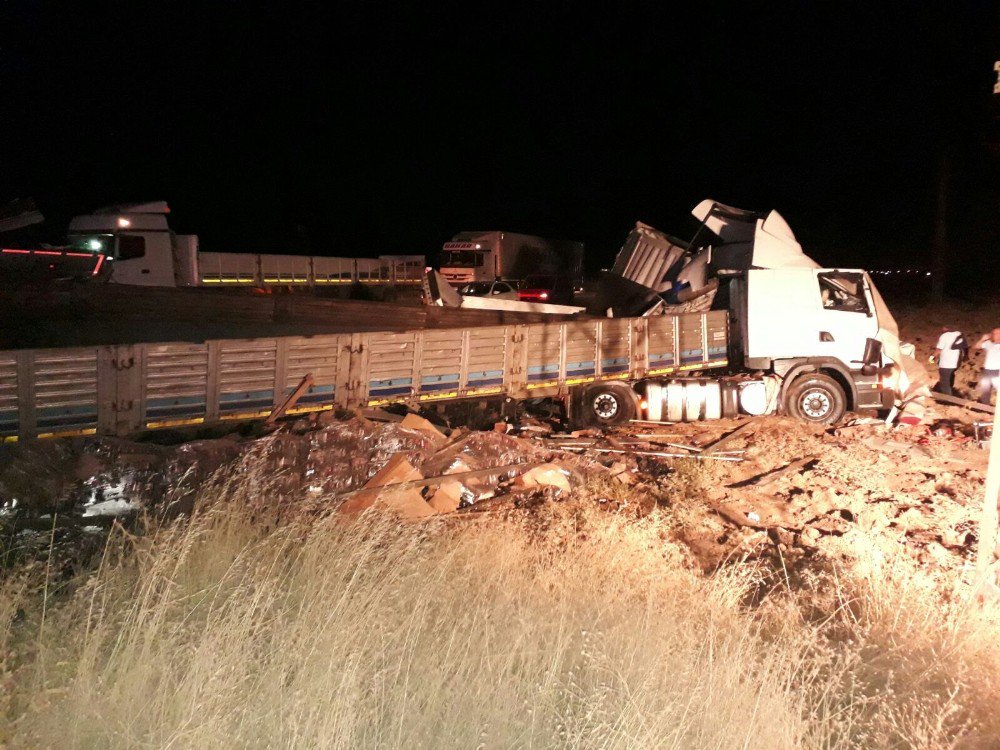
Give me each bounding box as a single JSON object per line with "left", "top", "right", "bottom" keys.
{"left": 438, "top": 231, "right": 584, "bottom": 291}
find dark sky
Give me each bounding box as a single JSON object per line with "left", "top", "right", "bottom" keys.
{"left": 2, "top": 2, "right": 997, "bottom": 275}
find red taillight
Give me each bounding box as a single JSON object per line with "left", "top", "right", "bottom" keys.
{"left": 518, "top": 289, "right": 551, "bottom": 302}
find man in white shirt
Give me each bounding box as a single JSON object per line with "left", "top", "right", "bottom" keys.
{"left": 933, "top": 326, "right": 967, "bottom": 397}
{"left": 976, "top": 327, "right": 1000, "bottom": 405}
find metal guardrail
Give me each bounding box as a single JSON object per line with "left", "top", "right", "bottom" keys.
{"left": 0, "top": 311, "right": 728, "bottom": 441}
{"left": 196, "top": 254, "right": 425, "bottom": 287}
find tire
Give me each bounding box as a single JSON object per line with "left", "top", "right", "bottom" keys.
{"left": 583, "top": 384, "right": 637, "bottom": 427}
{"left": 785, "top": 373, "right": 847, "bottom": 424}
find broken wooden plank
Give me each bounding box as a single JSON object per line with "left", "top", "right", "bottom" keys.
{"left": 932, "top": 392, "right": 995, "bottom": 414}
{"left": 556, "top": 446, "right": 741, "bottom": 461}
{"left": 266, "top": 373, "right": 314, "bottom": 424}
{"left": 358, "top": 407, "right": 404, "bottom": 422}
{"left": 339, "top": 454, "right": 425, "bottom": 515}
{"left": 703, "top": 417, "right": 763, "bottom": 455}
{"left": 399, "top": 412, "right": 447, "bottom": 444}
{"left": 736, "top": 454, "right": 820, "bottom": 490}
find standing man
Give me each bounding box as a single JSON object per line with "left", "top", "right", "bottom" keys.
{"left": 975, "top": 327, "right": 1000, "bottom": 405}
{"left": 932, "top": 325, "right": 967, "bottom": 397}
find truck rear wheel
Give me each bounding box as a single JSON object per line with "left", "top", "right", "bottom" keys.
{"left": 582, "top": 383, "right": 637, "bottom": 427}
{"left": 785, "top": 373, "right": 846, "bottom": 424}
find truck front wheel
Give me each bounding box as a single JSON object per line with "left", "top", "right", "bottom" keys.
{"left": 785, "top": 373, "right": 846, "bottom": 424}
{"left": 582, "top": 383, "right": 637, "bottom": 427}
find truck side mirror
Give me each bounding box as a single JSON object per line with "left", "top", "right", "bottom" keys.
{"left": 861, "top": 338, "right": 882, "bottom": 375}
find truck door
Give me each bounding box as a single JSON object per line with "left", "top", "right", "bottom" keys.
{"left": 813, "top": 271, "right": 879, "bottom": 369}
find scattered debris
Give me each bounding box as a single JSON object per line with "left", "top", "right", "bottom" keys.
{"left": 515, "top": 463, "right": 572, "bottom": 494}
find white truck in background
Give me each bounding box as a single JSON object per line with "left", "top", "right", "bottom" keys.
{"left": 439, "top": 230, "right": 584, "bottom": 288}
{"left": 65, "top": 201, "right": 424, "bottom": 288}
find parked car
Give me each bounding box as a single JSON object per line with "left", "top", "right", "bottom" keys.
{"left": 458, "top": 280, "right": 519, "bottom": 300}
{"left": 517, "top": 274, "right": 574, "bottom": 305}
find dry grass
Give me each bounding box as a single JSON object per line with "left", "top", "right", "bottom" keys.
{"left": 2, "top": 466, "right": 1000, "bottom": 749}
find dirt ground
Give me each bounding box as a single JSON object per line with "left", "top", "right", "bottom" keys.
{"left": 1, "top": 298, "right": 997, "bottom": 584}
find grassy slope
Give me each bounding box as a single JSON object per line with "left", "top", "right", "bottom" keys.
{"left": 3, "top": 468, "right": 1000, "bottom": 749}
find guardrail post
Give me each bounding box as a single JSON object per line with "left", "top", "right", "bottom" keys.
{"left": 205, "top": 341, "right": 221, "bottom": 423}
{"left": 273, "top": 338, "right": 289, "bottom": 407}
{"left": 15, "top": 351, "right": 36, "bottom": 439}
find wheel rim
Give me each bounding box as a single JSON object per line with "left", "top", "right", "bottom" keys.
{"left": 592, "top": 393, "right": 619, "bottom": 420}
{"left": 800, "top": 388, "right": 832, "bottom": 419}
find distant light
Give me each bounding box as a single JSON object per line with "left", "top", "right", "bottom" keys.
{"left": 88, "top": 239, "right": 103, "bottom": 251}
{"left": 424, "top": 266, "right": 432, "bottom": 272}
{"left": 117, "top": 217, "right": 131, "bottom": 228}
{"left": 926, "top": 272, "right": 931, "bottom": 277}
{"left": 475, "top": 244, "right": 482, "bottom": 250}
{"left": 539, "top": 292, "right": 549, "bottom": 300}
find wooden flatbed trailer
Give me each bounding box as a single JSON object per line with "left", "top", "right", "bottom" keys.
{"left": 0, "top": 311, "right": 728, "bottom": 440}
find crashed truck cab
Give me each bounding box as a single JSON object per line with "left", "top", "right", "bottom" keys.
{"left": 584, "top": 199, "right": 914, "bottom": 427}
{"left": 728, "top": 266, "right": 896, "bottom": 422}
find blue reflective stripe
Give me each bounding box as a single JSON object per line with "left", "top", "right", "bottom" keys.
{"left": 468, "top": 369, "right": 503, "bottom": 379}
{"left": 649, "top": 352, "right": 675, "bottom": 363}
{"left": 38, "top": 404, "right": 96, "bottom": 417}
{"left": 369, "top": 386, "right": 412, "bottom": 396}
{"left": 466, "top": 377, "right": 503, "bottom": 387}
{"left": 527, "top": 364, "right": 559, "bottom": 374}
{"left": 419, "top": 382, "right": 457, "bottom": 392}
{"left": 297, "top": 390, "right": 336, "bottom": 404}
{"left": 287, "top": 383, "right": 335, "bottom": 395}
{"left": 37, "top": 405, "right": 97, "bottom": 426}
{"left": 421, "top": 373, "right": 459, "bottom": 384}
{"left": 221, "top": 389, "right": 273, "bottom": 403}
{"left": 708, "top": 346, "right": 727, "bottom": 355}
{"left": 146, "top": 395, "right": 206, "bottom": 418}
{"left": 369, "top": 377, "right": 412, "bottom": 388}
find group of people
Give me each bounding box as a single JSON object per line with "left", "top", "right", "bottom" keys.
{"left": 932, "top": 325, "right": 1000, "bottom": 405}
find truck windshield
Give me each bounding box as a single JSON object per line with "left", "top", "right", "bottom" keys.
{"left": 67, "top": 233, "right": 114, "bottom": 254}
{"left": 441, "top": 251, "right": 484, "bottom": 267}
{"left": 818, "top": 272, "right": 869, "bottom": 314}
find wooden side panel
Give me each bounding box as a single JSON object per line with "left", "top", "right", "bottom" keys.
{"left": 598, "top": 319, "right": 632, "bottom": 378}
{"left": 217, "top": 339, "right": 278, "bottom": 418}
{"left": 366, "top": 331, "right": 418, "bottom": 403}
{"left": 562, "top": 320, "right": 600, "bottom": 384}
{"left": 282, "top": 335, "right": 345, "bottom": 413}
{"left": 142, "top": 343, "right": 210, "bottom": 427}
{"left": 646, "top": 315, "right": 678, "bottom": 374}
{"left": 525, "top": 322, "right": 564, "bottom": 388}
{"left": 0, "top": 352, "right": 19, "bottom": 438}
{"left": 32, "top": 348, "right": 99, "bottom": 436}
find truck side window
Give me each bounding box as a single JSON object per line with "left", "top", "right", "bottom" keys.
{"left": 817, "top": 272, "right": 868, "bottom": 314}
{"left": 117, "top": 235, "right": 146, "bottom": 260}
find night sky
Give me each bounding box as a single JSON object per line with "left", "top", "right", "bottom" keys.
{"left": 2, "top": 2, "right": 998, "bottom": 280}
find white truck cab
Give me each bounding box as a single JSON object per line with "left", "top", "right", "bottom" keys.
{"left": 67, "top": 201, "right": 195, "bottom": 286}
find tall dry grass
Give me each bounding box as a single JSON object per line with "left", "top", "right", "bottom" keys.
{"left": 2, "top": 464, "right": 1000, "bottom": 749}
